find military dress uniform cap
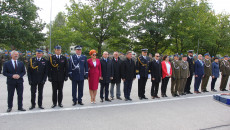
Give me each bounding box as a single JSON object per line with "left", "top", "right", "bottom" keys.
{"left": 224, "top": 55, "right": 229, "bottom": 58}
{"left": 54, "top": 45, "right": 62, "bottom": 50}
{"left": 27, "top": 51, "right": 31, "bottom": 53}
{"left": 75, "top": 45, "right": 82, "bottom": 50}
{"left": 141, "top": 49, "right": 148, "bottom": 52}
{"left": 183, "top": 54, "right": 187, "bottom": 57}
{"left": 204, "top": 53, "right": 210, "bottom": 56}
{"left": 4, "top": 50, "right": 8, "bottom": 52}
{"left": 187, "top": 50, "right": 194, "bottom": 53}
{"left": 36, "top": 49, "right": 43, "bottom": 53}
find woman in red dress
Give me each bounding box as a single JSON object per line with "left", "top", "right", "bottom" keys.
{"left": 88, "top": 50, "right": 102, "bottom": 103}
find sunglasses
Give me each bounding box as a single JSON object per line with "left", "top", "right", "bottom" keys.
{"left": 93, "top": 54, "right": 97, "bottom": 56}
{"left": 156, "top": 56, "right": 160, "bottom": 57}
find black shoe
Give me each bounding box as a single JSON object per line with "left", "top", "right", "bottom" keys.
{"left": 18, "top": 108, "right": 26, "bottom": 111}
{"left": 7, "top": 108, "right": 12, "bottom": 113}
{"left": 117, "top": 97, "right": 122, "bottom": 100}
{"left": 128, "top": 98, "right": 132, "bottom": 101}
{"left": 100, "top": 98, "right": 104, "bottom": 102}
{"left": 175, "top": 94, "right": 180, "bottom": 97}
{"left": 139, "top": 97, "right": 143, "bottom": 100}
{"left": 39, "top": 106, "right": 44, "bottom": 109}
{"left": 78, "top": 102, "right": 84, "bottom": 105}
{"left": 72, "top": 102, "right": 77, "bottom": 106}
{"left": 188, "top": 91, "right": 193, "bottom": 94}
{"left": 110, "top": 97, "right": 114, "bottom": 100}
{"left": 51, "top": 104, "right": 56, "bottom": 108}
{"left": 125, "top": 98, "right": 129, "bottom": 101}
{"left": 155, "top": 95, "right": 160, "bottom": 98}
{"left": 58, "top": 104, "right": 63, "bottom": 107}
{"left": 211, "top": 89, "right": 217, "bottom": 92}
{"left": 143, "top": 96, "right": 148, "bottom": 99}
{"left": 161, "top": 94, "right": 165, "bottom": 97}
{"left": 223, "top": 89, "right": 228, "bottom": 91}
{"left": 172, "top": 94, "right": 176, "bottom": 97}
{"left": 182, "top": 93, "right": 186, "bottom": 95}
{"left": 164, "top": 94, "right": 168, "bottom": 97}
{"left": 105, "top": 99, "right": 111, "bottom": 102}
{"left": 29, "top": 106, "right": 35, "bottom": 110}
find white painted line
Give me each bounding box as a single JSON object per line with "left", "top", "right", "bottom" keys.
{"left": 0, "top": 94, "right": 214, "bottom": 117}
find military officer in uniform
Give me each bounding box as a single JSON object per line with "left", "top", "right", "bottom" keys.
{"left": 184, "top": 50, "right": 194, "bottom": 94}
{"left": 48, "top": 45, "right": 68, "bottom": 108}
{"left": 28, "top": 50, "right": 48, "bottom": 110}
{"left": 179, "top": 55, "right": 190, "bottom": 95}
{"left": 136, "top": 49, "right": 151, "bottom": 100}
{"left": 201, "top": 53, "right": 212, "bottom": 92}
{"left": 171, "top": 54, "right": 181, "bottom": 97}
{"left": 69, "top": 45, "right": 88, "bottom": 106}
{"left": 219, "top": 55, "right": 230, "bottom": 91}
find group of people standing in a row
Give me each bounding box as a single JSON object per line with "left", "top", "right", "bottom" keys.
{"left": 2, "top": 46, "right": 230, "bottom": 113}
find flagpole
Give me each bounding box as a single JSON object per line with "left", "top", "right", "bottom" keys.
{"left": 49, "top": 0, "right": 52, "bottom": 52}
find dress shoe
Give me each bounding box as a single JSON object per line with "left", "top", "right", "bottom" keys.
{"left": 161, "top": 94, "right": 165, "bottom": 97}
{"left": 175, "top": 94, "right": 180, "bottom": 97}
{"left": 105, "top": 99, "right": 111, "bottom": 102}
{"left": 29, "top": 106, "right": 35, "bottom": 110}
{"left": 164, "top": 94, "right": 168, "bottom": 97}
{"left": 100, "top": 99, "right": 104, "bottom": 102}
{"left": 155, "top": 96, "right": 160, "bottom": 98}
{"left": 7, "top": 108, "right": 12, "bottom": 113}
{"left": 151, "top": 96, "right": 155, "bottom": 99}
{"left": 58, "top": 104, "right": 63, "bottom": 107}
{"left": 39, "top": 106, "right": 44, "bottom": 109}
{"left": 18, "top": 108, "right": 26, "bottom": 111}
{"left": 187, "top": 91, "right": 193, "bottom": 94}
{"left": 139, "top": 97, "right": 143, "bottom": 100}
{"left": 125, "top": 98, "right": 129, "bottom": 101}
{"left": 110, "top": 97, "right": 114, "bottom": 100}
{"left": 211, "top": 89, "right": 217, "bottom": 92}
{"left": 128, "top": 98, "right": 132, "bottom": 101}
{"left": 117, "top": 97, "right": 122, "bottom": 100}
{"left": 223, "top": 89, "right": 228, "bottom": 91}
{"left": 72, "top": 102, "right": 77, "bottom": 106}
{"left": 51, "top": 104, "right": 56, "bottom": 108}
{"left": 172, "top": 94, "right": 176, "bottom": 97}
{"left": 78, "top": 102, "right": 84, "bottom": 105}
{"left": 143, "top": 96, "right": 148, "bottom": 99}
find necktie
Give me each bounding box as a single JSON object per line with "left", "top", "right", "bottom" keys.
{"left": 116, "top": 59, "right": 117, "bottom": 62}
{"left": 14, "top": 61, "right": 17, "bottom": 71}
{"left": 200, "top": 61, "right": 203, "bottom": 66}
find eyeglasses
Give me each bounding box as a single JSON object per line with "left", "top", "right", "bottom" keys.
{"left": 93, "top": 54, "right": 96, "bottom": 56}
{"left": 156, "top": 56, "right": 160, "bottom": 57}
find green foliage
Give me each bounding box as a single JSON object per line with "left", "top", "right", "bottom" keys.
{"left": 0, "top": 0, "right": 45, "bottom": 51}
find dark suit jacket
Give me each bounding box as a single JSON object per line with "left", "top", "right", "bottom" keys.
{"left": 212, "top": 62, "right": 219, "bottom": 78}
{"left": 195, "top": 60, "right": 204, "bottom": 76}
{"left": 187, "top": 56, "right": 194, "bottom": 75}
{"left": 121, "top": 58, "right": 136, "bottom": 80}
{"left": 3, "top": 60, "right": 26, "bottom": 85}
{"left": 149, "top": 60, "right": 162, "bottom": 82}
{"left": 100, "top": 58, "right": 114, "bottom": 84}
{"left": 111, "top": 57, "right": 122, "bottom": 84}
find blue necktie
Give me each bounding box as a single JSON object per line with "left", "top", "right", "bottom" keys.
{"left": 200, "top": 61, "right": 203, "bottom": 66}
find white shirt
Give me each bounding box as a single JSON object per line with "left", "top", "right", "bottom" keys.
{"left": 77, "top": 55, "right": 81, "bottom": 58}
{"left": 166, "top": 62, "right": 171, "bottom": 76}
{"left": 11, "top": 59, "right": 18, "bottom": 69}
{"left": 93, "top": 61, "right": 96, "bottom": 67}
{"left": 56, "top": 55, "right": 61, "bottom": 59}
{"left": 37, "top": 57, "right": 41, "bottom": 61}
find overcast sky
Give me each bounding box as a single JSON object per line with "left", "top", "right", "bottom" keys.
{"left": 34, "top": 0, "right": 230, "bottom": 32}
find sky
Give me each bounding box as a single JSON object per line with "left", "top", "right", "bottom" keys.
{"left": 34, "top": 0, "right": 230, "bottom": 32}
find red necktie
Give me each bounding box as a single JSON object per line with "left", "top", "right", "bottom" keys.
{"left": 14, "top": 61, "right": 17, "bottom": 71}
{"left": 116, "top": 59, "right": 117, "bottom": 62}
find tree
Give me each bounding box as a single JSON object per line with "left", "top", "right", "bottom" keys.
{"left": 67, "top": 0, "right": 130, "bottom": 57}
{"left": 0, "top": 0, "right": 45, "bottom": 51}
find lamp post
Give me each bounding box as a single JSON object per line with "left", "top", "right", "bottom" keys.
{"left": 49, "top": 0, "right": 52, "bottom": 52}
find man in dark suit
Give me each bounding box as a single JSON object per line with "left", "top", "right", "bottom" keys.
{"left": 136, "top": 49, "right": 151, "bottom": 100}
{"left": 27, "top": 49, "right": 48, "bottom": 110}
{"left": 3, "top": 50, "right": 26, "bottom": 112}
{"left": 121, "top": 51, "right": 136, "bottom": 101}
{"left": 185, "top": 50, "right": 194, "bottom": 94}
{"left": 194, "top": 54, "right": 204, "bottom": 94}
{"left": 69, "top": 45, "right": 88, "bottom": 106}
{"left": 48, "top": 45, "right": 68, "bottom": 108}
{"left": 149, "top": 53, "right": 162, "bottom": 99}
{"left": 110, "top": 52, "right": 122, "bottom": 100}
{"left": 100, "top": 51, "right": 114, "bottom": 102}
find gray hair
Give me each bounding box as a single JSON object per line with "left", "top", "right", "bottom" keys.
{"left": 11, "top": 50, "right": 19, "bottom": 56}
{"left": 155, "top": 53, "right": 160, "bottom": 56}
{"left": 103, "top": 51, "right": 108, "bottom": 55}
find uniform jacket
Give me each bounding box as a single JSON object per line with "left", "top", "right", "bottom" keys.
{"left": 212, "top": 62, "right": 219, "bottom": 78}
{"left": 203, "top": 59, "right": 212, "bottom": 76}
{"left": 68, "top": 54, "right": 88, "bottom": 81}
{"left": 136, "top": 55, "right": 151, "bottom": 78}
{"left": 220, "top": 60, "right": 230, "bottom": 76}
{"left": 180, "top": 60, "right": 190, "bottom": 79}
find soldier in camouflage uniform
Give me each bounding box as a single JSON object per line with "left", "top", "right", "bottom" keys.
{"left": 219, "top": 55, "right": 230, "bottom": 91}
{"left": 201, "top": 53, "right": 212, "bottom": 92}
{"left": 171, "top": 54, "right": 181, "bottom": 97}
{"left": 24, "top": 51, "right": 32, "bottom": 70}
